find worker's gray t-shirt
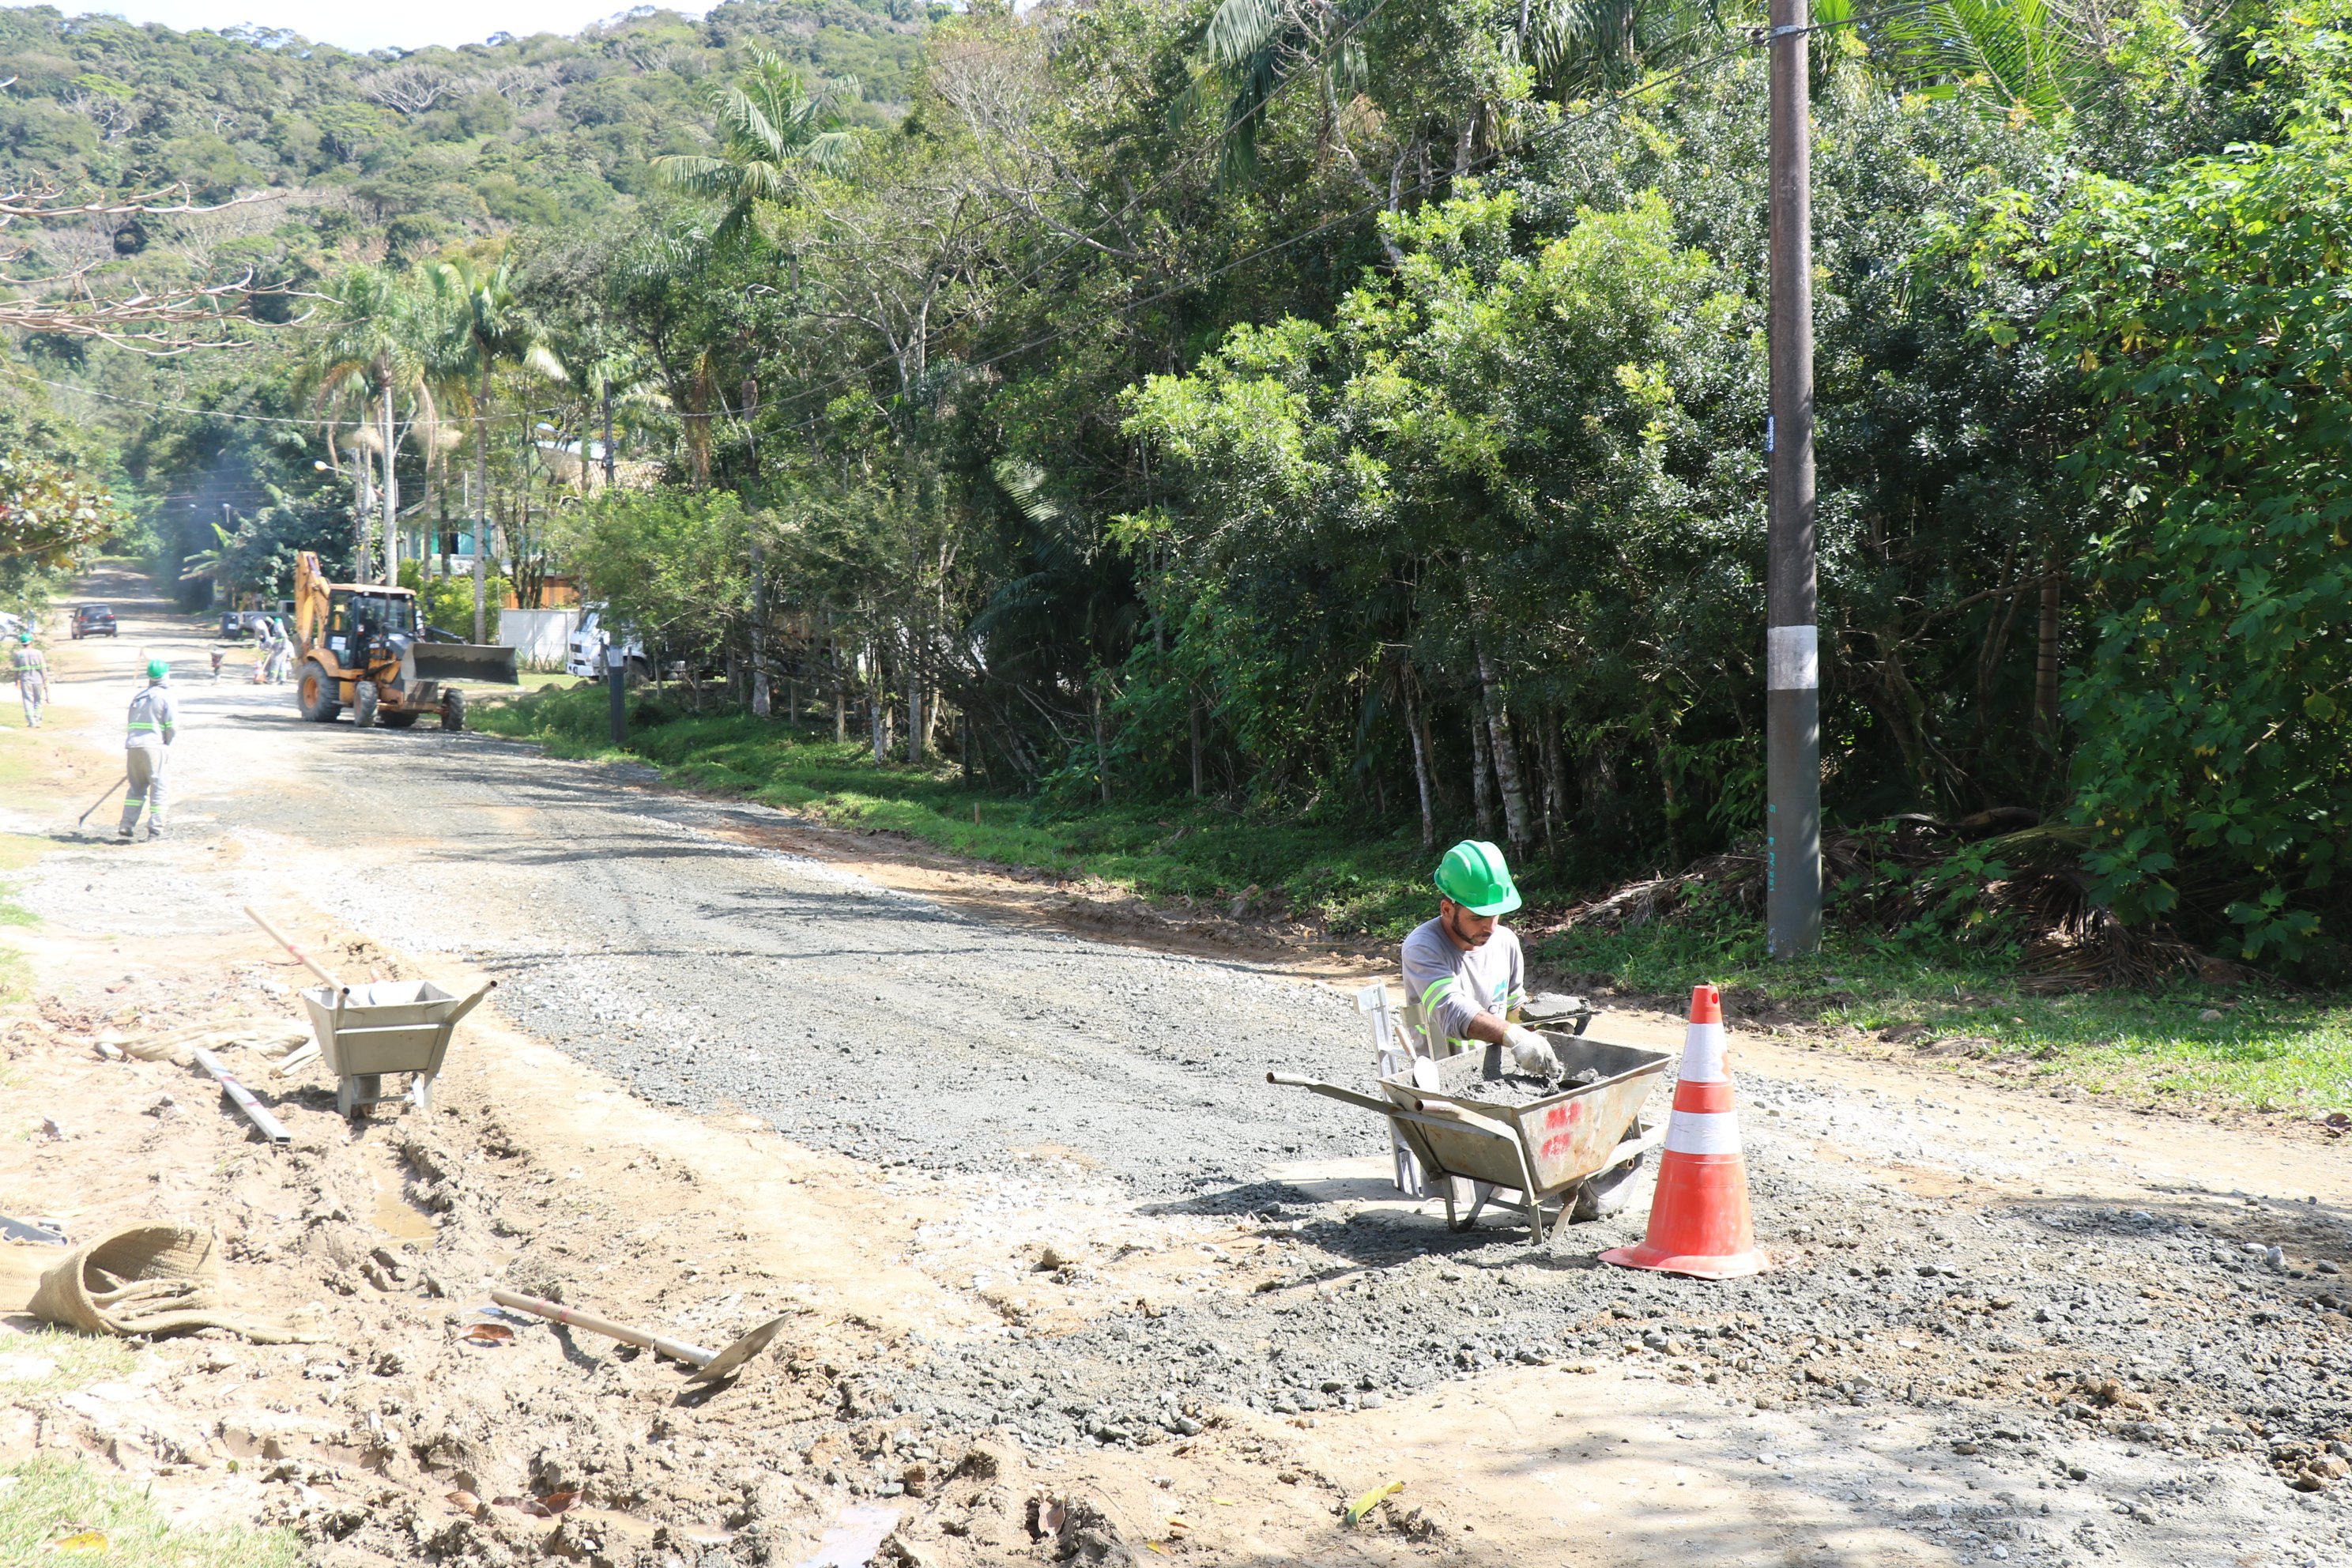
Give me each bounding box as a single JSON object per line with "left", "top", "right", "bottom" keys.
{"left": 1401, "top": 918, "right": 1525, "bottom": 1055}
{"left": 125, "top": 684, "right": 176, "bottom": 748}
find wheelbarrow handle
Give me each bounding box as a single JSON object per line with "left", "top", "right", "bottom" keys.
{"left": 488, "top": 1287, "right": 716, "bottom": 1368}
{"left": 443, "top": 980, "right": 498, "bottom": 1027}
{"left": 1266, "top": 1072, "right": 1399, "bottom": 1117}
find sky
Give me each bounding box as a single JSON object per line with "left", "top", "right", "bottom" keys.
{"left": 73, "top": 2, "right": 701, "bottom": 53}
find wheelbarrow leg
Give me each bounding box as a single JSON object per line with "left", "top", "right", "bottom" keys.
{"left": 410, "top": 1072, "right": 434, "bottom": 1114}
{"left": 337, "top": 1074, "right": 357, "bottom": 1118}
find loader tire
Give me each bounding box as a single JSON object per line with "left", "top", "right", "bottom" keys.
{"left": 353, "top": 681, "right": 379, "bottom": 729}
{"left": 296, "top": 661, "right": 340, "bottom": 722}
{"left": 440, "top": 688, "right": 466, "bottom": 733}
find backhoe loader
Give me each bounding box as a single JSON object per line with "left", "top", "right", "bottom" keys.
{"left": 290, "top": 552, "right": 518, "bottom": 730}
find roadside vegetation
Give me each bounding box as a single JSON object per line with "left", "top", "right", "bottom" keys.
{"left": 479, "top": 681, "right": 2352, "bottom": 1116}
{"left": 477, "top": 682, "right": 1444, "bottom": 933}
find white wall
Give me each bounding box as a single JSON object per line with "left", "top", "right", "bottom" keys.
{"left": 498, "top": 609, "right": 580, "bottom": 671}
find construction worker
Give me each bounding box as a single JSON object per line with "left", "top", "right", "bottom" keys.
{"left": 118, "top": 659, "right": 175, "bottom": 842}
{"left": 11, "top": 632, "right": 44, "bottom": 727}
{"left": 1402, "top": 839, "right": 1559, "bottom": 1076}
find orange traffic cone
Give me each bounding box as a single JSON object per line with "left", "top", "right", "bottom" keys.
{"left": 1601, "top": 982, "right": 1766, "bottom": 1280}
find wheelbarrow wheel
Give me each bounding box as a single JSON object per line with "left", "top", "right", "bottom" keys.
{"left": 1572, "top": 1151, "right": 1647, "bottom": 1222}
{"left": 337, "top": 1073, "right": 381, "bottom": 1119}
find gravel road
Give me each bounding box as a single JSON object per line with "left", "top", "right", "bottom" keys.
{"left": 23, "top": 589, "right": 2352, "bottom": 1568}
{"left": 242, "top": 728, "right": 1377, "bottom": 1194}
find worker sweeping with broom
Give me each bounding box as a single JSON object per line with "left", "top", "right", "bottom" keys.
{"left": 1402, "top": 840, "right": 1559, "bottom": 1076}
{"left": 117, "top": 658, "right": 175, "bottom": 842}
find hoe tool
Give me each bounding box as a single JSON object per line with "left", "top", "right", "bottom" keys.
{"left": 489, "top": 1288, "right": 791, "bottom": 1385}
{"left": 76, "top": 775, "right": 125, "bottom": 827}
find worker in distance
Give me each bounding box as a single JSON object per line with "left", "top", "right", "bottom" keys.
{"left": 1402, "top": 839, "right": 1561, "bottom": 1076}
{"left": 118, "top": 658, "right": 175, "bottom": 842}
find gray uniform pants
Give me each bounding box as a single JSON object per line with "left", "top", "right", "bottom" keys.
{"left": 16, "top": 675, "right": 40, "bottom": 726}
{"left": 119, "top": 744, "right": 166, "bottom": 835}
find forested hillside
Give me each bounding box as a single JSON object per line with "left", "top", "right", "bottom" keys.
{"left": 0, "top": 2, "right": 924, "bottom": 275}
{"left": 6, "top": 0, "right": 2352, "bottom": 977}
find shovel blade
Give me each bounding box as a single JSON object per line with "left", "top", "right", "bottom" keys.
{"left": 686, "top": 1314, "right": 792, "bottom": 1385}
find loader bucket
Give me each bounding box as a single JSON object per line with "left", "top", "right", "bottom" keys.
{"left": 412, "top": 643, "right": 519, "bottom": 686}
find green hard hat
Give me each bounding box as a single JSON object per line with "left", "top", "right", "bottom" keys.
{"left": 1434, "top": 839, "right": 1521, "bottom": 917}
{"left": 14, "top": 633, "right": 27, "bottom": 643}
{"left": 146, "top": 658, "right": 168, "bottom": 680}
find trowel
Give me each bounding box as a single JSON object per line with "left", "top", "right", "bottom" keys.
{"left": 488, "top": 1287, "right": 793, "bottom": 1385}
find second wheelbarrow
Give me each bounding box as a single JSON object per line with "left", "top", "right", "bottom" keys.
{"left": 1272, "top": 1031, "right": 1672, "bottom": 1242}
{"left": 247, "top": 906, "right": 493, "bottom": 1118}
{"left": 301, "top": 978, "right": 494, "bottom": 1117}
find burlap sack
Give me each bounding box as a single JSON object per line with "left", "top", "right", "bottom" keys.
{"left": 28, "top": 1223, "right": 314, "bottom": 1343}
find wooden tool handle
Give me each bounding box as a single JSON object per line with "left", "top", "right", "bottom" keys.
{"left": 488, "top": 1287, "right": 714, "bottom": 1366}
{"left": 243, "top": 906, "right": 343, "bottom": 991}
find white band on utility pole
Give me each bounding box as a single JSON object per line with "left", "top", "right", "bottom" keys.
{"left": 1767, "top": 624, "right": 1818, "bottom": 692}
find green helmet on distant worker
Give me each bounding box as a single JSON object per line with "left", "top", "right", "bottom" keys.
{"left": 145, "top": 658, "right": 168, "bottom": 680}
{"left": 1434, "top": 839, "right": 1521, "bottom": 917}
{"left": 15, "top": 632, "right": 27, "bottom": 643}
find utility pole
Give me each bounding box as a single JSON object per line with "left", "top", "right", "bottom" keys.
{"left": 743, "top": 375, "right": 770, "bottom": 721}
{"left": 601, "top": 379, "right": 616, "bottom": 494}
{"left": 1766, "top": 0, "right": 1822, "bottom": 956}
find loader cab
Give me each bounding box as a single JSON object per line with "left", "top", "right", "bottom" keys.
{"left": 326, "top": 590, "right": 418, "bottom": 663}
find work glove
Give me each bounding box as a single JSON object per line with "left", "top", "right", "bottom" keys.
{"left": 1505, "top": 1024, "right": 1560, "bottom": 1079}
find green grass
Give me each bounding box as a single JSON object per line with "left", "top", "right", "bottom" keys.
{"left": 475, "top": 684, "right": 1443, "bottom": 937}
{"left": 478, "top": 685, "right": 2352, "bottom": 1115}
{"left": 0, "top": 1329, "right": 134, "bottom": 1400}
{"left": 0, "top": 1456, "right": 298, "bottom": 1568}
{"left": 1546, "top": 922, "right": 2352, "bottom": 1114}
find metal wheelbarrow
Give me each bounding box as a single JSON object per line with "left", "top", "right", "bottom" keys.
{"left": 247, "top": 906, "right": 493, "bottom": 1119}
{"left": 302, "top": 979, "right": 493, "bottom": 1118}
{"left": 1272, "top": 1031, "right": 1672, "bottom": 1242}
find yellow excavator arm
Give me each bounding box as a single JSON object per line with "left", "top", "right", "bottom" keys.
{"left": 292, "top": 551, "right": 331, "bottom": 660}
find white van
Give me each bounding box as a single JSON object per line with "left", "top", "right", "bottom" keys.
{"left": 564, "top": 603, "right": 650, "bottom": 681}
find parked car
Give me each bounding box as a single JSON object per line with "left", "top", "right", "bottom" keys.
{"left": 70, "top": 605, "right": 116, "bottom": 639}
{"left": 565, "top": 603, "right": 651, "bottom": 684}
{"left": 219, "top": 609, "right": 268, "bottom": 639}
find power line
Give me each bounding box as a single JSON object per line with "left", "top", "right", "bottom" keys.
{"left": 0, "top": 365, "right": 567, "bottom": 429}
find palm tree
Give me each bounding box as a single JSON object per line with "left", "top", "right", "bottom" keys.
{"left": 1824, "top": 0, "right": 2246, "bottom": 119}
{"left": 1197, "top": 0, "right": 1721, "bottom": 183}
{"left": 652, "top": 51, "right": 850, "bottom": 247}
{"left": 424, "top": 254, "right": 564, "bottom": 642}
{"left": 299, "top": 266, "right": 438, "bottom": 586}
